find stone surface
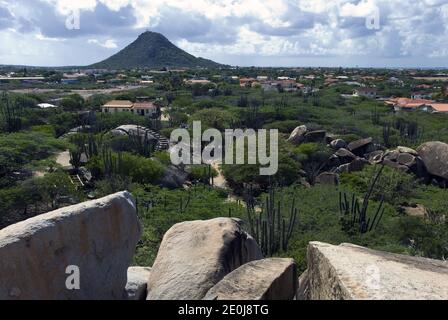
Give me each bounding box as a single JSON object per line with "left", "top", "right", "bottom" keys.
{"left": 287, "top": 125, "right": 307, "bottom": 145}
{"left": 159, "top": 165, "right": 189, "bottom": 189}
{"left": 417, "top": 141, "right": 448, "bottom": 180}
{"left": 348, "top": 157, "right": 369, "bottom": 172}
{"left": 304, "top": 130, "right": 327, "bottom": 143}
{"left": 367, "top": 151, "right": 384, "bottom": 164}
{"left": 330, "top": 139, "right": 347, "bottom": 150}
{"left": 204, "top": 258, "right": 297, "bottom": 300}
{"left": 397, "top": 146, "right": 418, "bottom": 156}
{"left": 0, "top": 191, "right": 141, "bottom": 300}
{"left": 383, "top": 159, "right": 410, "bottom": 173}
{"left": 397, "top": 153, "right": 417, "bottom": 167}
{"left": 146, "top": 218, "right": 263, "bottom": 300}
{"left": 384, "top": 150, "right": 400, "bottom": 162}
{"left": 334, "top": 148, "right": 356, "bottom": 164}
{"left": 315, "top": 172, "right": 339, "bottom": 186}
{"left": 126, "top": 267, "right": 152, "bottom": 301}
{"left": 300, "top": 242, "right": 448, "bottom": 300}
{"left": 348, "top": 137, "right": 373, "bottom": 155}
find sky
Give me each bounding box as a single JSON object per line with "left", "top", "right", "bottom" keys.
{"left": 0, "top": 0, "right": 447, "bottom": 68}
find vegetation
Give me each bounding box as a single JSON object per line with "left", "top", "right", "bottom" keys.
{"left": 0, "top": 65, "right": 447, "bottom": 274}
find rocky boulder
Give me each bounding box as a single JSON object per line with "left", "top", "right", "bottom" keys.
{"left": 348, "top": 157, "right": 370, "bottom": 172}
{"left": 159, "top": 165, "right": 189, "bottom": 189}
{"left": 367, "top": 150, "right": 384, "bottom": 164}
{"left": 397, "top": 146, "right": 418, "bottom": 156}
{"left": 333, "top": 148, "right": 356, "bottom": 165}
{"left": 397, "top": 153, "right": 418, "bottom": 167}
{"left": 299, "top": 242, "right": 448, "bottom": 300}
{"left": 204, "top": 258, "right": 297, "bottom": 300}
{"left": 330, "top": 139, "right": 347, "bottom": 150}
{"left": 304, "top": 130, "right": 327, "bottom": 143}
{"left": 287, "top": 125, "right": 307, "bottom": 145}
{"left": 126, "top": 267, "right": 152, "bottom": 301}
{"left": 348, "top": 137, "right": 373, "bottom": 156}
{"left": 315, "top": 172, "right": 339, "bottom": 186}
{"left": 146, "top": 218, "right": 263, "bottom": 300}
{"left": 417, "top": 141, "right": 448, "bottom": 180}
{"left": 0, "top": 192, "right": 141, "bottom": 300}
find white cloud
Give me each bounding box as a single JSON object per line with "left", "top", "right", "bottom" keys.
{"left": 88, "top": 38, "right": 118, "bottom": 48}
{"left": 0, "top": 0, "right": 448, "bottom": 67}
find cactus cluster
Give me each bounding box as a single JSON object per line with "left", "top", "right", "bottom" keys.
{"left": 339, "top": 165, "right": 386, "bottom": 234}
{"left": 0, "top": 92, "right": 22, "bottom": 133}
{"left": 246, "top": 187, "right": 298, "bottom": 257}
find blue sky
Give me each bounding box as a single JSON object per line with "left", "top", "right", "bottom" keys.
{"left": 0, "top": 0, "right": 447, "bottom": 68}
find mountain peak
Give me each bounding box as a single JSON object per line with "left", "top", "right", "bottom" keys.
{"left": 90, "top": 32, "right": 222, "bottom": 69}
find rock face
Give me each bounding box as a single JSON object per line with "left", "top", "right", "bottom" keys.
{"left": 348, "top": 137, "right": 373, "bottom": 156}
{"left": 146, "top": 218, "right": 263, "bottom": 300}
{"left": 333, "top": 148, "right": 356, "bottom": 164}
{"left": 0, "top": 192, "right": 141, "bottom": 300}
{"left": 316, "top": 172, "right": 339, "bottom": 186}
{"left": 287, "top": 125, "right": 307, "bottom": 145}
{"left": 330, "top": 139, "right": 347, "bottom": 150}
{"left": 304, "top": 130, "right": 326, "bottom": 143}
{"left": 299, "top": 242, "right": 448, "bottom": 300}
{"left": 417, "top": 141, "right": 448, "bottom": 180}
{"left": 204, "top": 258, "right": 297, "bottom": 300}
{"left": 159, "top": 165, "right": 189, "bottom": 189}
{"left": 126, "top": 267, "right": 152, "bottom": 301}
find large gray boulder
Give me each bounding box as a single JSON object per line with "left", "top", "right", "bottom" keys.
{"left": 0, "top": 192, "right": 141, "bottom": 300}
{"left": 333, "top": 148, "right": 356, "bottom": 164}
{"left": 146, "top": 218, "right": 263, "bottom": 300}
{"left": 315, "top": 172, "right": 339, "bottom": 186}
{"left": 330, "top": 139, "right": 347, "bottom": 150}
{"left": 204, "top": 258, "right": 297, "bottom": 300}
{"left": 348, "top": 137, "right": 373, "bottom": 156}
{"left": 299, "top": 242, "right": 448, "bottom": 300}
{"left": 417, "top": 141, "right": 448, "bottom": 180}
{"left": 287, "top": 125, "right": 307, "bottom": 145}
{"left": 126, "top": 267, "right": 152, "bottom": 301}
{"left": 304, "top": 130, "right": 326, "bottom": 143}
{"left": 159, "top": 165, "right": 189, "bottom": 189}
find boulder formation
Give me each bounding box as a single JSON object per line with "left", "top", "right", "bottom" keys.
{"left": 146, "top": 218, "right": 263, "bottom": 300}
{"left": 0, "top": 192, "right": 141, "bottom": 300}
{"left": 298, "top": 242, "right": 448, "bottom": 300}
{"left": 417, "top": 141, "right": 448, "bottom": 180}
{"left": 204, "top": 258, "right": 297, "bottom": 300}
{"left": 126, "top": 267, "right": 152, "bottom": 300}
{"left": 287, "top": 125, "right": 308, "bottom": 144}
{"left": 315, "top": 172, "right": 339, "bottom": 186}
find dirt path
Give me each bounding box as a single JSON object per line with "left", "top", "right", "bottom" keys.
{"left": 55, "top": 150, "right": 71, "bottom": 167}
{"left": 211, "top": 161, "right": 227, "bottom": 189}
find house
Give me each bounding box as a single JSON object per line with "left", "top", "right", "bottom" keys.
{"left": 353, "top": 87, "right": 378, "bottom": 98}
{"left": 239, "top": 78, "right": 257, "bottom": 88}
{"left": 411, "top": 91, "right": 432, "bottom": 100}
{"left": 385, "top": 97, "right": 435, "bottom": 111}
{"left": 419, "top": 103, "right": 448, "bottom": 113}
{"left": 102, "top": 100, "right": 159, "bottom": 117}
{"left": 257, "top": 76, "right": 269, "bottom": 81}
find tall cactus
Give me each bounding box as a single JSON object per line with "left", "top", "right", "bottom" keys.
{"left": 246, "top": 187, "right": 298, "bottom": 257}
{"left": 339, "top": 165, "right": 386, "bottom": 234}
{"left": 0, "top": 92, "right": 22, "bottom": 133}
